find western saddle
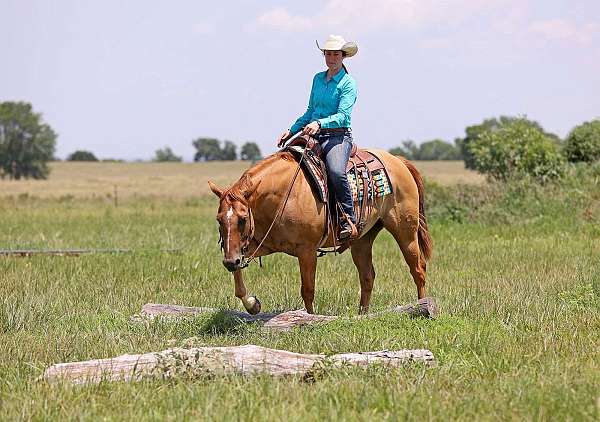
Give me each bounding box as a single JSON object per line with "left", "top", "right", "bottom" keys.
{"left": 285, "top": 135, "right": 393, "bottom": 253}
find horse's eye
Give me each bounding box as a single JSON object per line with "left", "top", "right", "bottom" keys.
{"left": 238, "top": 217, "right": 246, "bottom": 227}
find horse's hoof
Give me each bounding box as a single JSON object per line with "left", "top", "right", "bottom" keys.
{"left": 245, "top": 296, "right": 261, "bottom": 315}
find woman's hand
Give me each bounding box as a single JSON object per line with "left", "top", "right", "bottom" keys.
{"left": 302, "top": 121, "right": 320, "bottom": 136}
{"left": 277, "top": 130, "right": 291, "bottom": 147}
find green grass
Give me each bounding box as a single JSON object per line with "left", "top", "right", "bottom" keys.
{"left": 1, "top": 189, "right": 599, "bottom": 420}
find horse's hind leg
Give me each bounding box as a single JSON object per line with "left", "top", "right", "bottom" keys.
{"left": 351, "top": 222, "right": 383, "bottom": 314}
{"left": 383, "top": 215, "right": 427, "bottom": 299}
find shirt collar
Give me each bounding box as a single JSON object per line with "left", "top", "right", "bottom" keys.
{"left": 320, "top": 67, "right": 346, "bottom": 82}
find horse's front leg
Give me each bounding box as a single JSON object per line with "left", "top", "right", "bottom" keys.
{"left": 297, "top": 251, "right": 317, "bottom": 314}
{"left": 233, "top": 270, "right": 261, "bottom": 315}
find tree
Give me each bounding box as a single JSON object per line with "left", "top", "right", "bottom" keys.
{"left": 0, "top": 101, "right": 57, "bottom": 179}
{"left": 67, "top": 150, "right": 98, "bottom": 161}
{"left": 563, "top": 120, "right": 600, "bottom": 163}
{"left": 220, "top": 140, "right": 237, "bottom": 160}
{"left": 469, "top": 118, "right": 564, "bottom": 182}
{"left": 192, "top": 138, "right": 221, "bottom": 161}
{"left": 389, "top": 139, "right": 461, "bottom": 160}
{"left": 416, "top": 139, "right": 462, "bottom": 160}
{"left": 389, "top": 140, "right": 418, "bottom": 160}
{"left": 241, "top": 142, "right": 262, "bottom": 162}
{"left": 458, "top": 116, "right": 559, "bottom": 169}
{"left": 153, "top": 147, "right": 182, "bottom": 162}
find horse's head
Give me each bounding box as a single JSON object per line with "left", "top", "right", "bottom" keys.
{"left": 208, "top": 175, "right": 260, "bottom": 272}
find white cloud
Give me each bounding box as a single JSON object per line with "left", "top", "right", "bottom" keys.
{"left": 256, "top": 7, "right": 314, "bottom": 31}
{"left": 256, "top": 0, "right": 515, "bottom": 32}
{"left": 529, "top": 19, "right": 599, "bottom": 46}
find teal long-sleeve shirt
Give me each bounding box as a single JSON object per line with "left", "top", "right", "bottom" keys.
{"left": 290, "top": 68, "right": 357, "bottom": 135}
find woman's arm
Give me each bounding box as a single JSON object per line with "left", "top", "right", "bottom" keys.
{"left": 290, "top": 76, "right": 317, "bottom": 135}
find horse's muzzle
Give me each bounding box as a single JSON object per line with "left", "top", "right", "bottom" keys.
{"left": 222, "top": 257, "right": 242, "bottom": 272}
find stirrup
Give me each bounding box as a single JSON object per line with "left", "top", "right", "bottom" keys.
{"left": 338, "top": 219, "right": 358, "bottom": 241}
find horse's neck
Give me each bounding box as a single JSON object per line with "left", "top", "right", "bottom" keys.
{"left": 247, "top": 154, "right": 297, "bottom": 217}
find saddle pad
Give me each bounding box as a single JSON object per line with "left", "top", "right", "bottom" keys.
{"left": 348, "top": 169, "right": 392, "bottom": 203}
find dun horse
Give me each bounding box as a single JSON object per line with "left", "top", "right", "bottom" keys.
{"left": 208, "top": 148, "right": 432, "bottom": 315}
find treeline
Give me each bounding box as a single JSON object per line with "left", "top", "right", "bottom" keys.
{"left": 65, "top": 139, "right": 263, "bottom": 163}
{"left": 389, "top": 115, "right": 600, "bottom": 182}
{"left": 389, "top": 139, "right": 462, "bottom": 161}
{"left": 0, "top": 101, "right": 265, "bottom": 179}
{"left": 191, "top": 138, "right": 262, "bottom": 162}
{"left": 2, "top": 101, "right": 599, "bottom": 182}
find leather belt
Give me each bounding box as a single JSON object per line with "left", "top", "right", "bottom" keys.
{"left": 319, "top": 127, "right": 351, "bottom": 134}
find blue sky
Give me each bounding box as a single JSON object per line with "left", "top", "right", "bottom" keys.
{"left": 1, "top": 0, "right": 599, "bottom": 160}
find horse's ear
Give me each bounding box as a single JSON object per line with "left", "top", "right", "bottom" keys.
{"left": 243, "top": 179, "right": 261, "bottom": 199}
{"left": 208, "top": 181, "right": 224, "bottom": 198}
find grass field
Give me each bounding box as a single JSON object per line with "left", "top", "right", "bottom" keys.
{"left": 0, "top": 161, "right": 598, "bottom": 420}
{"left": 0, "top": 160, "right": 484, "bottom": 201}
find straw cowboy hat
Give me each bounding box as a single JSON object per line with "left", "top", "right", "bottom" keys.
{"left": 316, "top": 35, "right": 358, "bottom": 57}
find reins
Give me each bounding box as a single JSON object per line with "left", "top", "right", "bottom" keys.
{"left": 239, "top": 135, "right": 306, "bottom": 268}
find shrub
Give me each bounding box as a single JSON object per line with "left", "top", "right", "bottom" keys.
{"left": 153, "top": 147, "right": 182, "bottom": 162}
{"left": 458, "top": 116, "right": 560, "bottom": 170}
{"left": 67, "top": 150, "right": 98, "bottom": 161}
{"left": 563, "top": 120, "right": 600, "bottom": 163}
{"left": 469, "top": 118, "right": 564, "bottom": 182}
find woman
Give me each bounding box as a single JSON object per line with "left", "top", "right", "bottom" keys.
{"left": 277, "top": 35, "right": 358, "bottom": 240}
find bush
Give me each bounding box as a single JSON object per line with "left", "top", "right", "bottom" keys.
{"left": 458, "top": 116, "right": 560, "bottom": 170}
{"left": 468, "top": 118, "right": 564, "bottom": 182}
{"left": 563, "top": 120, "right": 600, "bottom": 163}
{"left": 67, "top": 150, "right": 98, "bottom": 161}
{"left": 424, "top": 162, "right": 600, "bottom": 228}
{"left": 153, "top": 147, "right": 182, "bottom": 162}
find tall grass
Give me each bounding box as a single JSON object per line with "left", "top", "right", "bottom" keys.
{"left": 0, "top": 163, "right": 598, "bottom": 420}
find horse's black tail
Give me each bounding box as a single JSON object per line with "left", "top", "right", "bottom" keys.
{"left": 400, "top": 158, "right": 433, "bottom": 261}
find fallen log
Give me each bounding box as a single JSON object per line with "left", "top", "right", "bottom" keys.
{"left": 374, "top": 297, "right": 439, "bottom": 319}
{"left": 42, "top": 344, "right": 435, "bottom": 385}
{"left": 0, "top": 248, "right": 181, "bottom": 257}
{"left": 132, "top": 297, "right": 438, "bottom": 330}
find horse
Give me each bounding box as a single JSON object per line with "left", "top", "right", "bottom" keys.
{"left": 208, "top": 147, "right": 432, "bottom": 315}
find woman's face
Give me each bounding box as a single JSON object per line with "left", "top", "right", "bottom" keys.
{"left": 324, "top": 50, "right": 344, "bottom": 70}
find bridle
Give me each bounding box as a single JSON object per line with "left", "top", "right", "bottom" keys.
{"left": 217, "top": 206, "right": 255, "bottom": 256}
{"left": 218, "top": 141, "right": 306, "bottom": 269}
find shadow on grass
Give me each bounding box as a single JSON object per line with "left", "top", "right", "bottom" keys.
{"left": 197, "top": 309, "right": 281, "bottom": 335}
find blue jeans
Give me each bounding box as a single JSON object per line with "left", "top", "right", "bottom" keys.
{"left": 315, "top": 131, "right": 356, "bottom": 225}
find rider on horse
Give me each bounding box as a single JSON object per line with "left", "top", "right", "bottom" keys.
{"left": 278, "top": 35, "right": 359, "bottom": 241}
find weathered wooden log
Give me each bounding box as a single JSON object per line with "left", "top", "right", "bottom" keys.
{"left": 0, "top": 248, "right": 181, "bottom": 257}
{"left": 263, "top": 310, "right": 337, "bottom": 330}
{"left": 132, "top": 297, "right": 438, "bottom": 330}
{"left": 42, "top": 344, "right": 435, "bottom": 385}
{"left": 372, "top": 297, "right": 439, "bottom": 319}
